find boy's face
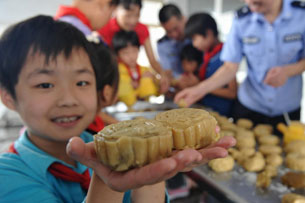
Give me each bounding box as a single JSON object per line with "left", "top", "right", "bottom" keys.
{"left": 182, "top": 59, "right": 198, "bottom": 74}
{"left": 87, "top": 0, "right": 116, "bottom": 30}
{"left": 192, "top": 32, "right": 214, "bottom": 52}
{"left": 8, "top": 48, "right": 97, "bottom": 143}
{"left": 162, "top": 16, "right": 185, "bottom": 41}
{"left": 116, "top": 4, "right": 140, "bottom": 31}
{"left": 244, "top": 0, "right": 276, "bottom": 14}
{"left": 118, "top": 45, "right": 139, "bottom": 68}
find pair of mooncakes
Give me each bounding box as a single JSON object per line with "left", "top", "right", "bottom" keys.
{"left": 94, "top": 108, "right": 219, "bottom": 171}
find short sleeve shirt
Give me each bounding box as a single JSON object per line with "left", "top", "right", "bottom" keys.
{"left": 98, "top": 18, "right": 149, "bottom": 46}
{"left": 221, "top": 0, "right": 305, "bottom": 116}
{"left": 0, "top": 131, "right": 131, "bottom": 202}
{"left": 157, "top": 36, "right": 191, "bottom": 78}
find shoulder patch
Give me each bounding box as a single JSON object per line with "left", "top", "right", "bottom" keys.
{"left": 291, "top": 0, "right": 305, "bottom": 8}
{"left": 158, "top": 35, "right": 169, "bottom": 43}
{"left": 236, "top": 6, "right": 251, "bottom": 18}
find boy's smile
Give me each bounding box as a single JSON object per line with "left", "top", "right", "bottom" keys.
{"left": 11, "top": 48, "right": 98, "bottom": 144}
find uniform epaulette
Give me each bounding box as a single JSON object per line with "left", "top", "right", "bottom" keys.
{"left": 236, "top": 6, "right": 251, "bottom": 18}
{"left": 158, "top": 35, "right": 169, "bottom": 43}
{"left": 291, "top": 0, "right": 305, "bottom": 8}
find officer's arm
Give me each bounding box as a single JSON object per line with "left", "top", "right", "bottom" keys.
{"left": 281, "top": 58, "right": 305, "bottom": 78}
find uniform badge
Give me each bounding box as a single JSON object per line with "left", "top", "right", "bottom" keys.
{"left": 283, "top": 33, "right": 302, "bottom": 43}
{"left": 243, "top": 36, "right": 260, "bottom": 44}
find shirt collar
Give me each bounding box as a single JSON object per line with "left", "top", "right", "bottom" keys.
{"left": 250, "top": 0, "right": 292, "bottom": 23}
{"left": 15, "top": 131, "right": 91, "bottom": 179}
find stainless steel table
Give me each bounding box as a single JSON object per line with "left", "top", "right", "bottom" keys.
{"left": 187, "top": 164, "right": 298, "bottom": 203}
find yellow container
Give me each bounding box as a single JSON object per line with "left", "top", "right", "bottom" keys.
{"left": 277, "top": 121, "right": 305, "bottom": 145}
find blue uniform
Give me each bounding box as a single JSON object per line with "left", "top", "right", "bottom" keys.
{"left": 200, "top": 52, "right": 234, "bottom": 117}
{"left": 0, "top": 131, "right": 131, "bottom": 202}
{"left": 221, "top": 0, "right": 305, "bottom": 117}
{"left": 157, "top": 36, "right": 191, "bottom": 78}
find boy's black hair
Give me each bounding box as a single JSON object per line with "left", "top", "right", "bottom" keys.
{"left": 0, "top": 15, "right": 105, "bottom": 99}
{"left": 110, "top": 0, "right": 120, "bottom": 5}
{"left": 159, "top": 4, "right": 182, "bottom": 24}
{"left": 184, "top": 13, "right": 218, "bottom": 39}
{"left": 92, "top": 43, "right": 119, "bottom": 98}
{"left": 118, "top": 0, "right": 142, "bottom": 9}
{"left": 112, "top": 30, "right": 140, "bottom": 54}
{"left": 180, "top": 44, "right": 203, "bottom": 67}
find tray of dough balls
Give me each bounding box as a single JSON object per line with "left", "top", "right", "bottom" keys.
{"left": 105, "top": 101, "right": 208, "bottom": 121}
{"left": 191, "top": 112, "right": 305, "bottom": 203}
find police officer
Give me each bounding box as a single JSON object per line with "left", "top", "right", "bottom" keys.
{"left": 175, "top": 0, "right": 305, "bottom": 132}
{"left": 157, "top": 4, "right": 191, "bottom": 79}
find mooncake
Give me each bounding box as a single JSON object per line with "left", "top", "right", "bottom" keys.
{"left": 94, "top": 118, "right": 173, "bottom": 171}
{"left": 155, "top": 108, "right": 219, "bottom": 149}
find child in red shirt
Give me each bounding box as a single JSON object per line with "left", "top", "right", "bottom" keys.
{"left": 99, "top": 0, "right": 170, "bottom": 93}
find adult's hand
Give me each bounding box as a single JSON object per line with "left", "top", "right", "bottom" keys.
{"left": 264, "top": 66, "right": 288, "bottom": 87}
{"left": 66, "top": 136, "right": 235, "bottom": 192}
{"left": 174, "top": 84, "right": 205, "bottom": 107}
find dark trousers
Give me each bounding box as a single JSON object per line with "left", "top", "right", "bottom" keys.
{"left": 232, "top": 99, "right": 301, "bottom": 136}
{"left": 166, "top": 173, "right": 186, "bottom": 189}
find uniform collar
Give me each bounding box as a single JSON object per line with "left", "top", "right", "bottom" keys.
{"left": 250, "top": 0, "right": 292, "bottom": 23}
{"left": 14, "top": 131, "right": 89, "bottom": 179}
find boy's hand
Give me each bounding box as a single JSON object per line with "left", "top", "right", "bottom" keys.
{"left": 174, "top": 85, "right": 205, "bottom": 107}
{"left": 66, "top": 135, "right": 235, "bottom": 192}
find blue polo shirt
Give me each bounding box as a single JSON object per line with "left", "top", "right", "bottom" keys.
{"left": 200, "top": 52, "right": 234, "bottom": 117}
{"left": 0, "top": 131, "right": 131, "bottom": 202}
{"left": 157, "top": 36, "right": 191, "bottom": 78}
{"left": 221, "top": 0, "right": 305, "bottom": 116}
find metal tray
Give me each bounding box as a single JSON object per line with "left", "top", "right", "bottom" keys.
{"left": 188, "top": 164, "right": 304, "bottom": 203}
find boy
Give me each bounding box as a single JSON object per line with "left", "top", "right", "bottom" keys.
{"left": 175, "top": 44, "right": 203, "bottom": 90}
{"left": 99, "top": 0, "right": 170, "bottom": 93}
{"left": 183, "top": 13, "right": 237, "bottom": 117}
{"left": 0, "top": 15, "right": 164, "bottom": 202}
{"left": 112, "top": 30, "right": 158, "bottom": 106}
{"left": 0, "top": 15, "right": 236, "bottom": 202}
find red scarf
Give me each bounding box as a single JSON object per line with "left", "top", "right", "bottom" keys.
{"left": 7, "top": 143, "right": 91, "bottom": 191}
{"left": 199, "top": 43, "right": 223, "bottom": 80}
{"left": 54, "top": 6, "right": 93, "bottom": 30}
{"left": 87, "top": 115, "right": 105, "bottom": 133}
{"left": 120, "top": 60, "right": 142, "bottom": 83}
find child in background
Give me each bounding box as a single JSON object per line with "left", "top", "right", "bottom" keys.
{"left": 55, "top": 0, "right": 118, "bottom": 39}
{"left": 112, "top": 30, "right": 158, "bottom": 107}
{"left": 184, "top": 13, "right": 237, "bottom": 117}
{"left": 86, "top": 43, "right": 119, "bottom": 134}
{"left": 175, "top": 44, "right": 203, "bottom": 90}
{"left": 0, "top": 15, "right": 166, "bottom": 202}
{"left": 99, "top": 0, "right": 170, "bottom": 93}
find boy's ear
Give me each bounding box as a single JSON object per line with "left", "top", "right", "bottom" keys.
{"left": 99, "top": 85, "right": 114, "bottom": 107}
{"left": 0, "top": 89, "right": 17, "bottom": 111}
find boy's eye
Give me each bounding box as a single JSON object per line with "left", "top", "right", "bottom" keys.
{"left": 77, "top": 81, "right": 89, "bottom": 86}
{"left": 37, "top": 83, "right": 53, "bottom": 89}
